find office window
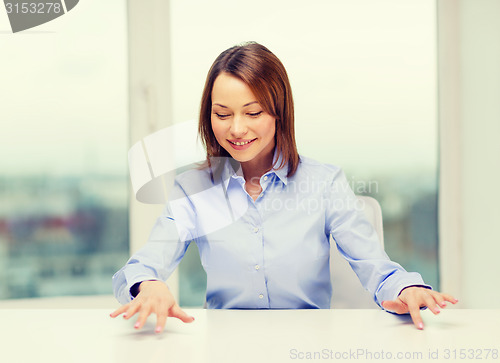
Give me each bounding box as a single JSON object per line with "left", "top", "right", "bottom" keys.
{"left": 169, "top": 0, "right": 439, "bottom": 306}
{"left": 0, "top": 1, "right": 128, "bottom": 299}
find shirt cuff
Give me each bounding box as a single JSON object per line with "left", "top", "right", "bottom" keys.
{"left": 398, "top": 284, "right": 432, "bottom": 297}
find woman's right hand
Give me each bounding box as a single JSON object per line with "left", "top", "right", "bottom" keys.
{"left": 109, "top": 280, "right": 195, "bottom": 333}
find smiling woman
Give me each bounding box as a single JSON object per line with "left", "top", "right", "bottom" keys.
{"left": 210, "top": 74, "right": 276, "bottom": 166}
{"left": 198, "top": 43, "right": 299, "bottom": 177}
{"left": 196, "top": 43, "right": 300, "bottom": 201}
{"left": 111, "top": 42, "right": 457, "bottom": 334}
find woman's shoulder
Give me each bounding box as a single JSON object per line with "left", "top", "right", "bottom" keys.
{"left": 175, "top": 162, "right": 212, "bottom": 181}
{"left": 169, "top": 162, "right": 216, "bottom": 198}
{"left": 296, "top": 155, "right": 343, "bottom": 179}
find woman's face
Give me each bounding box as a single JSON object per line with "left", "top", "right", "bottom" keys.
{"left": 211, "top": 72, "right": 276, "bottom": 165}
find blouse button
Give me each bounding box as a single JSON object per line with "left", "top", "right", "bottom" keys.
{"left": 255, "top": 265, "right": 260, "bottom": 270}
{"left": 258, "top": 294, "right": 264, "bottom": 299}
{"left": 263, "top": 176, "right": 268, "bottom": 181}
{"left": 253, "top": 227, "right": 259, "bottom": 233}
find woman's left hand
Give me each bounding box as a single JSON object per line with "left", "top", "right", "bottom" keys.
{"left": 381, "top": 287, "right": 458, "bottom": 330}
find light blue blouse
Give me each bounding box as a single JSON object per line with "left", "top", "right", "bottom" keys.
{"left": 112, "top": 152, "right": 429, "bottom": 309}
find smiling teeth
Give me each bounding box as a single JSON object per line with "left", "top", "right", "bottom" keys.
{"left": 232, "top": 140, "right": 253, "bottom": 146}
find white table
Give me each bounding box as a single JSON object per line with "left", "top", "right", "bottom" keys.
{"left": 2, "top": 308, "right": 499, "bottom": 363}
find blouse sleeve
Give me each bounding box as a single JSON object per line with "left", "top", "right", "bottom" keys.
{"left": 324, "top": 167, "right": 431, "bottom": 307}
{"left": 112, "top": 178, "right": 197, "bottom": 305}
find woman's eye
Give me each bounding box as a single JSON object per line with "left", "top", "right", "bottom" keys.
{"left": 248, "top": 111, "right": 263, "bottom": 117}
{"left": 215, "top": 113, "right": 230, "bottom": 119}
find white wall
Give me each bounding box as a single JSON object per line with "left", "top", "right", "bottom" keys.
{"left": 439, "top": 0, "right": 500, "bottom": 308}
{"left": 460, "top": 0, "right": 500, "bottom": 308}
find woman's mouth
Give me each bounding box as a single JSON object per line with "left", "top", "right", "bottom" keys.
{"left": 228, "top": 138, "right": 256, "bottom": 150}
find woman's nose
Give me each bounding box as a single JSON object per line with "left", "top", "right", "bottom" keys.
{"left": 230, "top": 116, "right": 248, "bottom": 137}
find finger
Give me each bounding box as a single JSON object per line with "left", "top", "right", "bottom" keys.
{"left": 429, "top": 291, "right": 448, "bottom": 308}
{"left": 170, "top": 305, "right": 195, "bottom": 323}
{"left": 123, "top": 302, "right": 141, "bottom": 320}
{"left": 134, "top": 305, "right": 152, "bottom": 330}
{"left": 423, "top": 295, "right": 440, "bottom": 315}
{"left": 155, "top": 312, "right": 167, "bottom": 334}
{"left": 441, "top": 293, "right": 459, "bottom": 304}
{"left": 381, "top": 300, "right": 397, "bottom": 311}
{"left": 408, "top": 302, "right": 424, "bottom": 330}
{"left": 382, "top": 300, "right": 408, "bottom": 315}
{"left": 110, "top": 304, "right": 129, "bottom": 318}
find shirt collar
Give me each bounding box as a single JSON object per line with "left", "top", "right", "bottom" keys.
{"left": 218, "top": 148, "right": 289, "bottom": 188}
{"left": 270, "top": 150, "right": 289, "bottom": 185}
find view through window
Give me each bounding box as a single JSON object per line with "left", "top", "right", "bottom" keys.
{"left": 0, "top": 1, "right": 128, "bottom": 299}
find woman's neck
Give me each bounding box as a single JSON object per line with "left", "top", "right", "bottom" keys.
{"left": 240, "top": 149, "right": 275, "bottom": 184}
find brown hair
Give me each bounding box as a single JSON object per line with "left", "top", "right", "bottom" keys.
{"left": 198, "top": 41, "right": 300, "bottom": 177}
